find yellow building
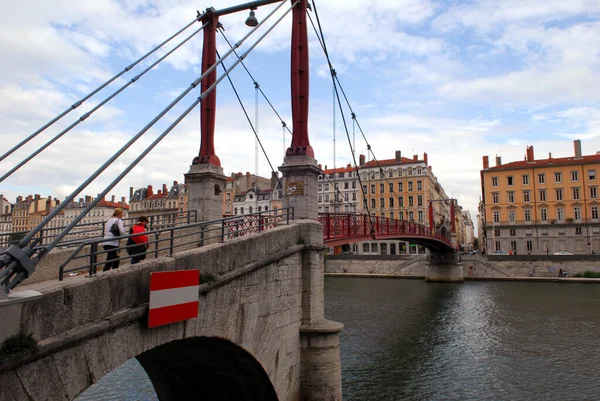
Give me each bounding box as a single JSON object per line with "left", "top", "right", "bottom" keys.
{"left": 480, "top": 140, "right": 600, "bottom": 254}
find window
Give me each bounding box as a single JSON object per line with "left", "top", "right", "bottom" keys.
{"left": 240, "top": 207, "right": 244, "bottom": 214}
{"left": 540, "top": 208, "right": 547, "bottom": 221}
{"left": 527, "top": 241, "right": 533, "bottom": 251}
{"left": 557, "top": 208, "right": 564, "bottom": 221}
{"left": 399, "top": 211, "right": 404, "bottom": 220}
{"left": 417, "top": 181, "right": 422, "bottom": 190}
{"left": 524, "top": 209, "right": 531, "bottom": 222}
{"left": 371, "top": 199, "right": 376, "bottom": 208}
{"left": 507, "top": 176, "right": 513, "bottom": 186}
{"left": 408, "top": 168, "right": 413, "bottom": 176}
{"left": 510, "top": 229, "right": 516, "bottom": 236}
{"left": 574, "top": 207, "right": 581, "bottom": 221}
{"left": 380, "top": 198, "right": 385, "bottom": 208}
{"left": 522, "top": 175, "right": 530, "bottom": 185}
{"left": 538, "top": 173, "right": 545, "bottom": 184}
{"left": 492, "top": 177, "right": 498, "bottom": 187}
{"left": 495, "top": 241, "right": 501, "bottom": 251}
{"left": 510, "top": 241, "right": 517, "bottom": 252}
{"left": 318, "top": 195, "right": 322, "bottom": 203}
{"left": 591, "top": 187, "right": 597, "bottom": 199}
{"left": 408, "top": 196, "right": 414, "bottom": 206}
{"left": 363, "top": 243, "right": 369, "bottom": 253}
{"left": 249, "top": 207, "right": 253, "bottom": 214}
{"left": 493, "top": 193, "right": 499, "bottom": 204}
{"left": 409, "top": 211, "right": 414, "bottom": 221}
{"left": 573, "top": 188, "right": 580, "bottom": 200}
{"left": 418, "top": 211, "right": 423, "bottom": 222}
{"left": 589, "top": 169, "right": 596, "bottom": 181}
{"left": 371, "top": 185, "right": 375, "bottom": 194}
{"left": 389, "top": 211, "right": 394, "bottom": 220}
{"left": 494, "top": 229, "right": 501, "bottom": 237}
{"left": 493, "top": 211, "right": 500, "bottom": 223}
{"left": 363, "top": 185, "right": 367, "bottom": 194}
{"left": 363, "top": 200, "right": 368, "bottom": 208}
{"left": 389, "top": 183, "right": 394, "bottom": 192}
{"left": 379, "top": 170, "right": 385, "bottom": 179}
{"left": 325, "top": 194, "right": 330, "bottom": 202}
{"left": 592, "top": 206, "right": 599, "bottom": 220}
{"left": 352, "top": 193, "right": 357, "bottom": 201}
{"left": 324, "top": 184, "right": 329, "bottom": 191}
{"left": 556, "top": 189, "right": 563, "bottom": 201}
{"left": 389, "top": 197, "right": 394, "bottom": 208}
{"left": 576, "top": 227, "right": 583, "bottom": 235}
{"left": 523, "top": 191, "right": 530, "bottom": 203}
{"left": 345, "top": 193, "right": 349, "bottom": 201}
{"left": 539, "top": 189, "right": 547, "bottom": 201}
{"left": 417, "top": 196, "right": 423, "bottom": 206}
{"left": 555, "top": 172, "right": 562, "bottom": 183}
{"left": 509, "top": 210, "right": 515, "bottom": 222}
{"left": 571, "top": 171, "right": 579, "bottom": 182}
{"left": 408, "top": 182, "right": 413, "bottom": 191}
{"left": 344, "top": 182, "right": 349, "bottom": 190}
{"left": 258, "top": 206, "right": 262, "bottom": 212}
{"left": 380, "top": 184, "right": 385, "bottom": 193}
{"left": 352, "top": 181, "right": 356, "bottom": 189}
{"left": 508, "top": 192, "right": 514, "bottom": 203}
{"left": 318, "top": 184, "right": 322, "bottom": 191}
{"left": 399, "top": 197, "right": 404, "bottom": 207}
{"left": 398, "top": 182, "right": 403, "bottom": 192}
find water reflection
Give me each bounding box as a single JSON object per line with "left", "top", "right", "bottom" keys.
{"left": 325, "top": 278, "right": 600, "bottom": 401}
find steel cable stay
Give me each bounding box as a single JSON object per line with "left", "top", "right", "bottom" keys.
{"left": 0, "top": 0, "right": 297, "bottom": 293}
{"left": 218, "top": 30, "right": 365, "bottom": 216}
{"left": 309, "top": 3, "right": 444, "bottom": 232}
{"left": 0, "top": 14, "right": 205, "bottom": 164}
{"left": 0, "top": 21, "right": 210, "bottom": 183}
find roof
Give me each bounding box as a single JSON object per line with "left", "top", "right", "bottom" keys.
{"left": 485, "top": 154, "right": 600, "bottom": 171}
{"left": 322, "top": 165, "right": 356, "bottom": 175}
{"left": 363, "top": 157, "right": 422, "bottom": 168}
{"left": 95, "top": 199, "right": 130, "bottom": 210}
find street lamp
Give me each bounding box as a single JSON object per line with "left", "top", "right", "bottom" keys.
{"left": 245, "top": 9, "right": 258, "bottom": 26}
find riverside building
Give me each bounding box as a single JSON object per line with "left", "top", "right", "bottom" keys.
{"left": 480, "top": 140, "right": 600, "bottom": 254}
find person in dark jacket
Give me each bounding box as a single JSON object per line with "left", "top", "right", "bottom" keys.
{"left": 127, "top": 216, "right": 149, "bottom": 264}
{"left": 103, "top": 208, "right": 126, "bottom": 271}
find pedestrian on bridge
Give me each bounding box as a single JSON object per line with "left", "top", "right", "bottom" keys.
{"left": 127, "top": 216, "right": 149, "bottom": 264}
{"left": 102, "top": 208, "right": 126, "bottom": 271}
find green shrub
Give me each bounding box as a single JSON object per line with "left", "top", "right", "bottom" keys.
{"left": 582, "top": 271, "right": 600, "bottom": 278}
{"left": 0, "top": 333, "right": 38, "bottom": 358}
{"left": 200, "top": 273, "right": 216, "bottom": 284}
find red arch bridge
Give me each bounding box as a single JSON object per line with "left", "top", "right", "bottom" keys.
{"left": 318, "top": 213, "right": 455, "bottom": 253}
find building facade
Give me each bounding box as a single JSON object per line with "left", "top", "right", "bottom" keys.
{"left": 129, "top": 182, "right": 188, "bottom": 227}
{"left": 480, "top": 140, "right": 600, "bottom": 254}
{"left": 0, "top": 194, "right": 12, "bottom": 246}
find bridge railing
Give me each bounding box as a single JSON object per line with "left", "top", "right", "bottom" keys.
{"left": 0, "top": 210, "right": 198, "bottom": 250}
{"left": 58, "top": 207, "right": 294, "bottom": 280}
{"left": 318, "top": 213, "right": 451, "bottom": 244}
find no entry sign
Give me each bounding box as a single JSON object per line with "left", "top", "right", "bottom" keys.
{"left": 148, "top": 270, "right": 200, "bottom": 328}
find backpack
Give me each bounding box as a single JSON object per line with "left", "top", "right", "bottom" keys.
{"left": 109, "top": 220, "right": 121, "bottom": 237}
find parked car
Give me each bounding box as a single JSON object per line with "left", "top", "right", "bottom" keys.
{"left": 553, "top": 251, "right": 573, "bottom": 255}
{"left": 490, "top": 250, "right": 509, "bottom": 255}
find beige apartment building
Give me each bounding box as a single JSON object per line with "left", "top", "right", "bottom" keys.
{"left": 480, "top": 140, "right": 600, "bottom": 254}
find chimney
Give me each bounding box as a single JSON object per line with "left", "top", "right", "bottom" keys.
{"left": 549, "top": 152, "right": 552, "bottom": 159}
{"left": 347, "top": 163, "right": 351, "bottom": 169}
{"left": 574, "top": 139, "right": 582, "bottom": 158}
{"left": 111, "top": 195, "right": 115, "bottom": 203}
{"left": 395, "top": 150, "right": 402, "bottom": 162}
{"left": 85, "top": 195, "right": 92, "bottom": 203}
{"left": 157, "top": 190, "right": 162, "bottom": 196}
{"left": 147, "top": 185, "right": 154, "bottom": 197}
{"left": 423, "top": 152, "right": 428, "bottom": 166}
{"left": 483, "top": 156, "right": 489, "bottom": 169}
{"left": 79, "top": 198, "right": 84, "bottom": 204}
{"left": 413, "top": 155, "right": 418, "bottom": 161}
{"left": 359, "top": 154, "right": 365, "bottom": 166}
{"left": 16, "top": 196, "right": 23, "bottom": 202}
{"left": 121, "top": 197, "right": 126, "bottom": 205}
{"left": 495, "top": 156, "right": 501, "bottom": 167}
{"left": 324, "top": 165, "right": 328, "bottom": 171}
{"left": 173, "top": 181, "right": 178, "bottom": 186}
{"left": 526, "top": 145, "right": 534, "bottom": 162}
{"left": 56, "top": 199, "right": 61, "bottom": 206}
{"left": 129, "top": 186, "right": 134, "bottom": 200}
{"left": 34, "top": 194, "right": 40, "bottom": 200}
{"left": 163, "top": 184, "right": 168, "bottom": 194}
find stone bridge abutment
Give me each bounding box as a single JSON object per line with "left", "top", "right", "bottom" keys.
{"left": 0, "top": 220, "right": 342, "bottom": 401}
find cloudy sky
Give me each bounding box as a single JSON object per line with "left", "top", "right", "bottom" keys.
{"left": 2, "top": 0, "right": 600, "bottom": 226}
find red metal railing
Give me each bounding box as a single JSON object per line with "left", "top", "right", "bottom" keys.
{"left": 318, "top": 213, "right": 451, "bottom": 245}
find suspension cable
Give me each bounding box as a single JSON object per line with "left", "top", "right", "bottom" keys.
{"left": 0, "top": 22, "right": 208, "bottom": 183}
{"left": 219, "top": 29, "right": 364, "bottom": 215}
{"left": 0, "top": 15, "right": 204, "bottom": 164}
{"left": 15, "top": 1, "right": 295, "bottom": 249}
{"left": 306, "top": 3, "right": 375, "bottom": 233}
{"left": 308, "top": 4, "right": 414, "bottom": 223}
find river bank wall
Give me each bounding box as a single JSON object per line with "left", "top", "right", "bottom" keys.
{"left": 324, "top": 254, "right": 600, "bottom": 279}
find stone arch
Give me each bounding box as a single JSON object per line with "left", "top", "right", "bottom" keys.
{"left": 136, "top": 337, "right": 279, "bottom": 401}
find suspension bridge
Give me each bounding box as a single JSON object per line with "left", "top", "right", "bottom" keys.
{"left": 0, "top": 1, "right": 461, "bottom": 400}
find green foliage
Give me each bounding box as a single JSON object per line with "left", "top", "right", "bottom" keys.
{"left": 200, "top": 273, "right": 216, "bottom": 284}
{"left": 582, "top": 271, "right": 600, "bottom": 278}
{"left": 0, "top": 333, "right": 38, "bottom": 358}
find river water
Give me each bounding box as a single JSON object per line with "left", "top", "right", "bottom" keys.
{"left": 78, "top": 278, "right": 600, "bottom": 400}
